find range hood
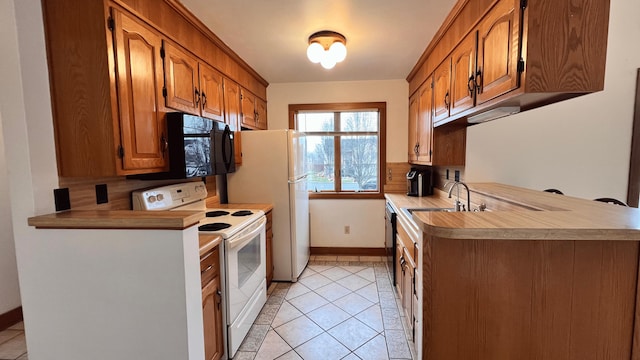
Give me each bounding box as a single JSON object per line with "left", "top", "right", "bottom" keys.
{"left": 467, "top": 106, "right": 520, "bottom": 124}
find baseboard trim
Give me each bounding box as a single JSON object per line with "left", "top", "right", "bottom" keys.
{"left": 0, "top": 306, "right": 22, "bottom": 331}
{"left": 310, "top": 247, "right": 386, "bottom": 256}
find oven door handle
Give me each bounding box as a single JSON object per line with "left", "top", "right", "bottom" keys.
{"left": 226, "top": 216, "right": 266, "bottom": 250}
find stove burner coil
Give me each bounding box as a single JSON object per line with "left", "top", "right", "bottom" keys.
{"left": 206, "top": 210, "right": 230, "bottom": 217}
{"left": 231, "top": 210, "right": 253, "bottom": 217}
{"left": 199, "top": 223, "right": 232, "bottom": 231}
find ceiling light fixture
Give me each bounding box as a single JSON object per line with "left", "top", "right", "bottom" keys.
{"left": 306, "top": 31, "right": 347, "bottom": 70}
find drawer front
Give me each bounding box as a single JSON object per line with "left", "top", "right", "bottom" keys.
{"left": 200, "top": 246, "right": 220, "bottom": 287}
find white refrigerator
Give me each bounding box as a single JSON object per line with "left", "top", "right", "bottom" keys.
{"left": 227, "top": 130, "right": 310, "bottom": 282}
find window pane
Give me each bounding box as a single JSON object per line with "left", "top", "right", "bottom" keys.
{"left": 340, "top": 135, "right": 378, "bottom": 191}
{"left": 340, "top": 112, "right": 378, "bottom": 132}
{"left": 306, "top": 135, "right": 335, "bottom": 192}
{"left": 297, "top": 112, "right": 334, "bottom": 132}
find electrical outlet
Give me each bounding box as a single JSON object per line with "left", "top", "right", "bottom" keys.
{"left": 53, "top": 188, "right": 70, "bottom": 212}
{"left": 344, "top": 225, "right": 350, "bottom": 235}
{"left": 446, "top": 169, "right": 450, "bottom": 180}
{"left": 95, "top": 184, "right": 108, "bottom": 204}
{"left": 454, "top": 170, "right": 460, "bottom": 182}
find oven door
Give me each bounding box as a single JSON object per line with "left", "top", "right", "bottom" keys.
{"left": 224, "top": 216, "right": 267, "bottom": 323}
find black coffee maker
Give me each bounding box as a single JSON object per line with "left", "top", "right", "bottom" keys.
{"left": 406, "top": 167, "right": 433, "bottom": 197}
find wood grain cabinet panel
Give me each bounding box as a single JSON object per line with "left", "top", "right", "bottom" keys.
{"left": 408, "top": 94, "right": 419, "bottom": 162}
{"left": 240, "top": 89, "right": 257, "bottom": 128}
{"left": 423, "top": 237, "right": 637, "bottom": 360}
{"left": 199, "top": 64, "right": 225, "bottom": 122}
{"left": 223, "top": 80, "right": 243, "bottom": 165}
{"left": 111, "top": 9, "right": 169, "bottom": 172}
{"left": 163, "top": 42, "right": 225, "bottom": 124}
{"left": 240, "top": 88, "right": 268, "bottom": 130}
{"left": 432, "top": 59, "right": 451, "bottom": 123}
{"left": 416, "top": 82, "right": 433, "bottom": 163}
{"left": 475, "top": 0, "right": 520, "bottom": 105}
{"left": 265, "top": 210, "right": 274, "bottom": 287}
{"left": 163, "top": 41, "right": 200, "bottom": 114}
{"left": 449, "top": 31, "right": 477, "bottom": 116}
{"left": 201, "top": 246, "right": 223, "bottom": 360}
{"left": 256, "top": 98, "right": 268, "bottom": 130}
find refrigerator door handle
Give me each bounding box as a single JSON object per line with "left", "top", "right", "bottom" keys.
{"left": 288, "top": 174, "right": 309, "bottom": 184}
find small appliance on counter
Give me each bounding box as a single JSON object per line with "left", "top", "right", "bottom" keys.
{"left": 406, "top": 167, "right": 433, "bottom": 197}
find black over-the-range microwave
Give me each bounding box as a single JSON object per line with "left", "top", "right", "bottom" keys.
{"left": 130, "top": 112, "right": 235, "bottom": 180}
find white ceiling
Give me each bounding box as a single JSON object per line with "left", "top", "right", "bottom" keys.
{"left": 180, "top": 0, "right": 457, "bottom": 84}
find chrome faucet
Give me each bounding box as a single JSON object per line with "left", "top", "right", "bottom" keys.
{"left": 447, "top": 181, "right": 471, "bottom": 211}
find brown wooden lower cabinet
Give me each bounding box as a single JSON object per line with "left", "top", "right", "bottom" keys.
{"left": 266, "top": 210, "right": 274, "bottom": 287}
{"left": 201, "top": 246, "right": 223, "bottom": 360}
{"left": 422, "top": 236, "right": 639, "bottom": 359}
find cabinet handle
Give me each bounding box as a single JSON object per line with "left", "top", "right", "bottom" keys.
{"left": 475, "top": 69, "right": 483, "bottom": 94}
{"left": 444, "top": 91, "right": 450, "bottom": 109}
{"left": 468, "top": 75, "right": 476, "bottom": 96}
{"left": 254, "top": 111, "right": 259, "bottom": 124}
{"left": 414, "top": 144, "right": 419, "bottom": 156}
{"left": 160, "top": 133, "right": 168, "bottom": 157}
{"left": 195, "top": 88, "right": 200, "bottom": 106}
{"left": 201, "top": 92, "right": 207, "bottom": 108}
{"left": 202, "top": 265, "right": 213, "bottom": 273}
{"left": 216, "top": 289, "right": 222, "bottom": 309}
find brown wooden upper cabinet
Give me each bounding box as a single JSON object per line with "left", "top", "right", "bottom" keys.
{"left": 223, "top": 80, "right": 243, "bottom": 164}
{"left": 475, "top": 0, "right": 520, "bottom": 106}
{"left": 409, "top": 83, "right": 434, "bottom": 163}
{"left": 113, "top": 10, "right": 169, "bottom": 173}
{"left": 42, "top": 0, "right": 268, "bottom": 177}
{"left": 42, "top": 1, "right": 170, "bottom": 176}
{"left": 163, "top": 42, "right": 225, "bottom": 123}
{"left": 240, "top": 89, "right": 268, "bottom": 130}
{"left": 408, "top": 0, "right": 611, "bottom": 127}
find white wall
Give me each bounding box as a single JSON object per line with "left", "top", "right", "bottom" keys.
{"left": 466, "top": 0, "right": 640, "bottom": 201}
{"left": 267, "top": 80, "right": 408, "bottom": 248}
{"left": 1, "top": 0, "right": 58, "bottom": 326}
{"left": 0, "top": 113, "right": 20, "bottom": 314}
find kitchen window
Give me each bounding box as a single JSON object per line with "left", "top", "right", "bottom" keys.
{"left": 289, "top": 102, "right": 386, "bottom": 199}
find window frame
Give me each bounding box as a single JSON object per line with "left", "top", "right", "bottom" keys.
{"left": 289, "top": 102, "right": 387, "bottom": 200}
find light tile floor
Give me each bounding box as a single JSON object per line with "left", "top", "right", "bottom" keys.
{"left": 0, "top": 322, "right": 27, "bottom": 360}
{"left": 233, "top": 255, "right": 416, "bottom": 360}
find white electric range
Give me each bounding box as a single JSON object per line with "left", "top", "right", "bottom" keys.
{"left": 132, "top": 181, "right": 267, "bottom": 359}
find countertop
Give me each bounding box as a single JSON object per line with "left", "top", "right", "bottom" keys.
{"left": 386, "top": 183, "right": 640, "bottom": 241}
{"left": 27, "top": 210, "right": 204, "bottom": 230}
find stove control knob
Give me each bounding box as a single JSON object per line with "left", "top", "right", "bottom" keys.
{"left": 147, "top": 195, "right": 157, "bottom": 203}
{"left": 157, "top": 194, "right": 164, "bottom": 201}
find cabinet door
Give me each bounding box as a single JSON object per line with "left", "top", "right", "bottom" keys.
{"left": 476, "top": 0, "right": 520, "bottom": 105}
{"left": 240, "top": 89, "right": 257, "bottom": 129}
{"left": 433, "top": 59, "right": 451, "bottom": 124}
{"left": 256, "top": 98, "right": 268, "bottom": 130}
{"left": 408, "top": 93, "right": 419, "bottom": 162}
{"left": 200, "top": 63, "right": 225, "bottom": 122}
{"left": 417, "top": 80, "right": 433, "bottom": 163}
{"left": 223, "top": 79, "right": 242, "bottom": 165}
{"left": 450, "top": 32, "right": 477, "bottom": 116}
{"left": 402, "top": 247, "right": 414, "bottom": 321}
{"left": 266, "top": 211, "right": 274, "bottom": 287}
{"left": 202, "top": 275, "right": 223, "bottom": 360}
{"left": 395, "top": 242, "right": 404, "bottom": 301}
{"left": 113, "top": 9, "right": 168, "bottom": 172}
{"left": 163, "top": 41, "right": 200, "bottom": 114}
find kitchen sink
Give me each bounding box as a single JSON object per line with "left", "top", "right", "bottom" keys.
{"left": 400, "top": 207, "right": 456, "bottom": 218}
